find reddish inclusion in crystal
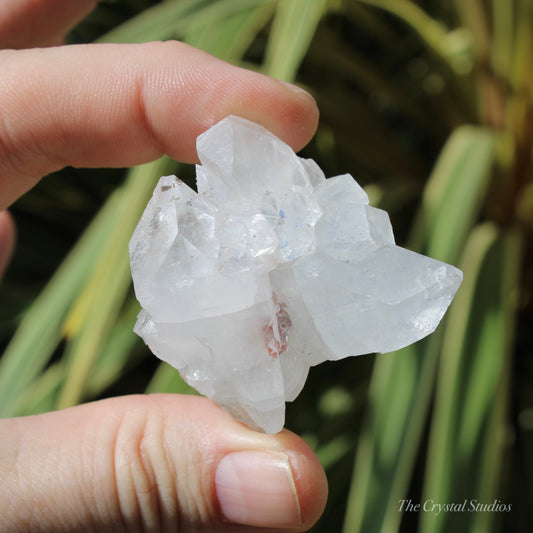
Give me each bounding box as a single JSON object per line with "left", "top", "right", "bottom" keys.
{"left": 265, "top": 301, "right": 292, "bottom": 359}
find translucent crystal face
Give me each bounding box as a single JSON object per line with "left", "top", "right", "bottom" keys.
{"left": 129, "top": 115, "right": 463, "bottom": 433}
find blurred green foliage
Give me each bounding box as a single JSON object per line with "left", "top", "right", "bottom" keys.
{"left": 1, "top": 1, "right": 532, "bottom": 531}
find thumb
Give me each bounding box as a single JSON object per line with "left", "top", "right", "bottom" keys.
{"left": 0, "top": 394, "right": 327, "bottom": 532}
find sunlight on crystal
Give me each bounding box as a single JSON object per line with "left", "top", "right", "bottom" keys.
{"left": 129, "top": 116, "right": 463, "bottom": 433}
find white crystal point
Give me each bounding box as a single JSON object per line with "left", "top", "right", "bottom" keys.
{"left": 196, "top": 115, "right": 314, "bottom": 202}
{"left": 292, "top": 247, "right": 462, "bottom": 358}
{"left": 130, "top": 115, "right": 463, "bottom": 434}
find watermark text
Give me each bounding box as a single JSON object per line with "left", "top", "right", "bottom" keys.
{"left": 398, "top": 499, "right": 512, "bottom": 516}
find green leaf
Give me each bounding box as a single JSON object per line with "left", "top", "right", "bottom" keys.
{"left": 56, "top": 157, "right": 177, "bottom": 409}
{"left": 491, "top": 0, "right": 514, "bottom": 82}
{"left": 184, "top": 0, "right": 276, "bottom": 62}
{"left": 85, "top": 298, "right": 143, "bottom": 397}
{"left": 264, "top": 0, "right": 328, "bottom": 81}
{"left": 342, "top": 125, "right": 496, "bottom": 533}
{"left": 420, "top": 223, "right": 522, "bottom": 533}
{"left": 0, "top": 189, "right": 127, "bottom": 417}
{"left": 96, "top": 0, "right": 213, "bottom": 43}
{"left": 316, "top": 435, "right": 353, "bottom": 471}
{"left": 411, "top": 125, "right": 496, "bottom": 262}
{"left": 16, "top": 363, "right": 65, "bottom": 416}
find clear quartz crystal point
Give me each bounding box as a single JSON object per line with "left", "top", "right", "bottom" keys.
{"left": 130, "top": 115, "right": 463, "bottom": 433}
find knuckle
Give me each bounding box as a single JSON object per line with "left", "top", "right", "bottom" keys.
{"left": 112, "top": 406, "right": 170, "bottom": 532}
{"left": 111, "top": 400, "right": 216, "bottom": 532}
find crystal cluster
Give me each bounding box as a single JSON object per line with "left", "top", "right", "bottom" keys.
{"left": 130, "top": 116, "right": 462, "bottom": 433}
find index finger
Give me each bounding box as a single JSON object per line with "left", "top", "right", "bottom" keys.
{"left": 0, "top": 41, "right": 318, "bottom": 209}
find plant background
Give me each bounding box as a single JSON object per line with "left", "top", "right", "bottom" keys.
{"left": 1, "top": 0, "right": 532, "bottom": 531}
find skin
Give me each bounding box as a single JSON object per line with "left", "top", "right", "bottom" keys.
{"left": 0, "top": 1, "right": 327, "bottom": 531}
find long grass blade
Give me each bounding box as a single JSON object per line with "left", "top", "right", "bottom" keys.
{"left": 0, "top": 189, "right": 128, "bottom": 417}
{"left": 343, "top": 126, "right": 496, "bottom": 533}
{"left": 411, "top": 125, "right": 496, "bottom": 260}
{"left": 185, "top": 1, "right": 276, "bottom": 62}
{"left": 56, "top": 157, "right": 177, "bottom": 409}
{"left": 420, "top": 223, "right": 522, "bottom": 533}
{"left": 16, "top": 363, "right": 65, "bottom": 416}
{"left": 264, "top": 0, "right": 328, "bottom": 81}
{"left": 96, "top": 0, "right": 212, "bottom": 43}
{"left": 85, "top": 298, "right": 143, "bottom": 397}
{"left": 491, "top": 0, "right": 514, "bottom": 83}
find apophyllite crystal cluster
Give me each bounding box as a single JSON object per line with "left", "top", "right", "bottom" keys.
{"left": 130, "top": 115, "right": 462, "bottom": 433}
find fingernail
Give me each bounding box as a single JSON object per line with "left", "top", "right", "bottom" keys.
{"left": 215, "top": 450, "right": 302, "bottom": 528}
{"left": 280, "top": 81, "right": 316, "bottom": 103}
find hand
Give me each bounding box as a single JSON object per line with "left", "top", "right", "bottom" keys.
{"left": 0, "top": 2, "right": 327, "bottom": 532}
